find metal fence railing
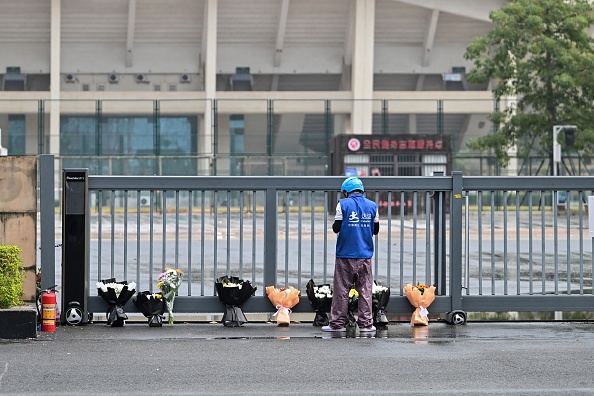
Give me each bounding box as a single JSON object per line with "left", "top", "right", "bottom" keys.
{"left": 37, "top": 155, "right": 594, "bottom": 322}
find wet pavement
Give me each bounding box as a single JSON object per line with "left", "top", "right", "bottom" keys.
{"left": 1, "top": 321, "right": 594, "bottom": 395}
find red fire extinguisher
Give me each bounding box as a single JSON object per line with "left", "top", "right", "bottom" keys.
{"left": 41, "top": 289, "right": 57, "bottom": 332}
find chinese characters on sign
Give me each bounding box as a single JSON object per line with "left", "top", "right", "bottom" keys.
{"left": 363, "top": 138, "right": 443, "bottom": 151}
{"left": 347, "top": 137, "right": 445, "bottom": 152}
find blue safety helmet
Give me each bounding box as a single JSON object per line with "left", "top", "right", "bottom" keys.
{"left": 341, "top": 177, "right": 364, "bottom": 193}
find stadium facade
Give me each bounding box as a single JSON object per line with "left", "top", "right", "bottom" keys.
{"left": 0, "top": 0, "right": 511, "bottom": 176}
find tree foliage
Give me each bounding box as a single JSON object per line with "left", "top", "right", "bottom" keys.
{"left": 464, "top": 0, "right": 594, "bottom": 168}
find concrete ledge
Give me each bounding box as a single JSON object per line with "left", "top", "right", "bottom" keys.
{"left": 0, "top": 304, "right": 37, "bottom": 339}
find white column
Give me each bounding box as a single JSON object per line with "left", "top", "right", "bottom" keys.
{"left": 201, "top": 0, "right": 217, "bottom": 175}
{"left": 49, "top": 0, "right": 61, "bottom": 154}
{"left": 351, "top": 0, "right": 375, "bottom": 135}
{"left": 408, "top": 114, "right": 417, "bottom": 134}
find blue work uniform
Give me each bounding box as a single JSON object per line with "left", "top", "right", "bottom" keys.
{"left": 329, "top": 193, "right": 379, "bottom": 329}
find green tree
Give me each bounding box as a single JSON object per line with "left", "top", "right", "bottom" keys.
{"left": 464, "top": 0, "right": 594, "bottom": 170}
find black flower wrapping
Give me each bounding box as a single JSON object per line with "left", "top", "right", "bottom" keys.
{"left": 97, "top": 278, "right": 136, "bottom": 327}
{"left": 214, "top": 276, "right": 257, "bottom": 327}
{"left": 305, "top": 279, "right": 333, "bottom": 326}
{"left": 372, "top": 282, "right": 391, "bottom": 327}
{"left": 347, "top": 298, "right": 358, "bottom": 328}
{"left": 133, "top": 291, "right": 166, "bottom": 327}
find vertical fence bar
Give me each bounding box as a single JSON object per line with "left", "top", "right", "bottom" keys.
{"left": 490, "top": 191, "right": 495, "bottom": 295}
{"left": 252, "top": 191, "right": 257, "bottom": 287}
{"left": 97, "top": 191, "right": 102, "bottom": 281}
{"left": 412, "top": 191, "right": 419, "bottom": 285}
{"left": 239, "top": 191, "right": 244, "bottom": 279}
{"left": 284, "top": 191, "right": 290, "bottom": 287}
{"left": 213, "top": 191, "right": 218, "bottom": 285}
{"left": 435, "top": 186, "right": 446, "bottom": 295}
{"left": 149, "top": 190, "right": 154, "bottom": 291}
{"left": 188, "top": 191, "right": 193, "bottom": 296}
{"left": 578, "top": 191, "right": 584, "bottom": 294}
{"left": 374, "top": 191, "right": 380, "bottom": 276}
{"left": 386, "top": 191, "right": 392, "bottom": 285}
{"left": 450, "top": 172, "right": 463, "bottom": 311}
{"left": 515, "top": 191, "right": 520, "bottom": 295}
{"left": 553, "top": 191, "right": 559, "bottom": 295}
{"left": 566, "top": 191, "right": 571, "bottom": 294}
{"left": 39, "top": 155, "right": 55, "bottom": 291}
{"left": 541, "top": 191, "right": 546, "bottom": 294}
{"left": 162, "top": 192, "right": 167, "bottom": 271}
{"left": 110, "top": 190, "right": 115, "bottom": 278}
{"left": 226, "top": 190, "right": 231, "bottom": 276}
{"left": 399, "top": 191, "right": 404, "bottom": 293}
{"left": 264, "top": 188, "right": 278, "bottom": 289}
{"left": 323, "top": 191, "right": 328, "bottom": 282}
{"left": 310, "top": 191, "right": 315, "bottom": 281}
{"left": 478, "top": 191, "right": 483, "bottom": 295}
{"left": 588, "top": 191, "right": 594, "bottom": 295}
{"left": 123, "top": 191, "right": 128, "bottom": 281}
{"left": 136, "top": 191, "right": 141, "bottom": 290}
{"left": 503, "top": 191, "right": 508, "bottom": 296}
{"left": 528, "top": 191, "right": 533, "bottom": 294}
{"left": 297, "top": 191, "right": 303, "bottom": 290}
{"left": 175, "top": 190, "right": 180, "bottom": 272}
{"left": 201, "top": 191, "right": 206, "bottom": 296}
{"left": 426, "top": 190, "right": 433, "bottom": 288}
{"left": 465, "top": 195, "right": 470, "bottom": 296}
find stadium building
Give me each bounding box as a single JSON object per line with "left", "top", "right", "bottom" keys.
{"left": 0, "top": 0, "right": 508, "bottom": 176}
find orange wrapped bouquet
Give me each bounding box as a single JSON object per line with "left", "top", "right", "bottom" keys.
{"left": 403, "top": 283, "right": 436, "bottom": 326}
{"left": 265, "top": 286, "right": 301, "bottom": 326}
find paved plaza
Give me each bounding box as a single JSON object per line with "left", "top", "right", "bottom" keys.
{"left": 1, "top": 321, "right": 594, "bottom": 395}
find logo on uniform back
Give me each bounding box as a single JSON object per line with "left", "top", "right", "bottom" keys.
{"left": 348, "top": 211, "right": 359, "bottom": 223}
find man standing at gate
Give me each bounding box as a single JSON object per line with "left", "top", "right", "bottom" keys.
{"left": 322, "top": 176, "right": 379, "bottom": 333}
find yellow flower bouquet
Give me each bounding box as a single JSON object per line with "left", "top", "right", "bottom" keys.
{"left": 403, "top": 283, "right": 436, "bottom": 326}
{"left": 347, "top": 286, "right": 359, "bottom": 327}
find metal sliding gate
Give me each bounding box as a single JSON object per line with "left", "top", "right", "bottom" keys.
{"left": 38, "top": 156, "right": 594, "bottom": 323}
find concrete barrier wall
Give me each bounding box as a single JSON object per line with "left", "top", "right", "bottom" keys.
{"left": 0, "top": 156, "right": 37, "bottom": 301}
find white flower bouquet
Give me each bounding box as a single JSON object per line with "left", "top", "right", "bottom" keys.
{"left": 372, "top": 281, "right": 390, "bottom": 327}
{"left": 305, "top": 279, "right": 333, "bottom": 326}
{"left": 96, "top": 278, "right": 137, "bottom": 327}
{"left": 157, "top": 268, "right": 183, "bottom": 326}
{"left": 133, "top": 291, "right": 165, "bottom": 327}
{"left": 214, "top": 275, "right": 257, "bottom": 327}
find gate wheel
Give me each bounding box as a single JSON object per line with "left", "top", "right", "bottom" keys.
{"left": 64, "top": 304, "right": 83, "bottom": 326}
{"left": 448, "top": 310, "right": 467, "bottom": 325}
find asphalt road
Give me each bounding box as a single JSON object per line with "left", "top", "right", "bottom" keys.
{"left": 1, "top": 321, "right": 594, "bottom": 395}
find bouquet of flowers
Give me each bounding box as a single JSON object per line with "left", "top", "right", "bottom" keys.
{"left": 265, "top": 285, "right": 301, "bottom": 326}
{"left": 305, "top": 279, "right": 333, "bottom": 326}
{"left": 404, "top": 283, "right": 436, "bottom": 326}
{"left": 372, "top": 281, "right": 390, "bottom": 327}
{"left": 96, "top": 278, "right": 137, "bottom": 327}
{"left": 347, "top": 286, "right": 359, "bottom": 327}
{"left": 157, "top": 268, "right": 184, "bottom": 326}
{"left": 133, "top": 291, "right": 165, "bottom": 327}
{"left": 214, "top": 275, "right": 257, "bottom": 327}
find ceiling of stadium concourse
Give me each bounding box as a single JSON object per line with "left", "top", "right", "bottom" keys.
{"left": 0, "top": 0, "right": 505, "bottom": 91}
